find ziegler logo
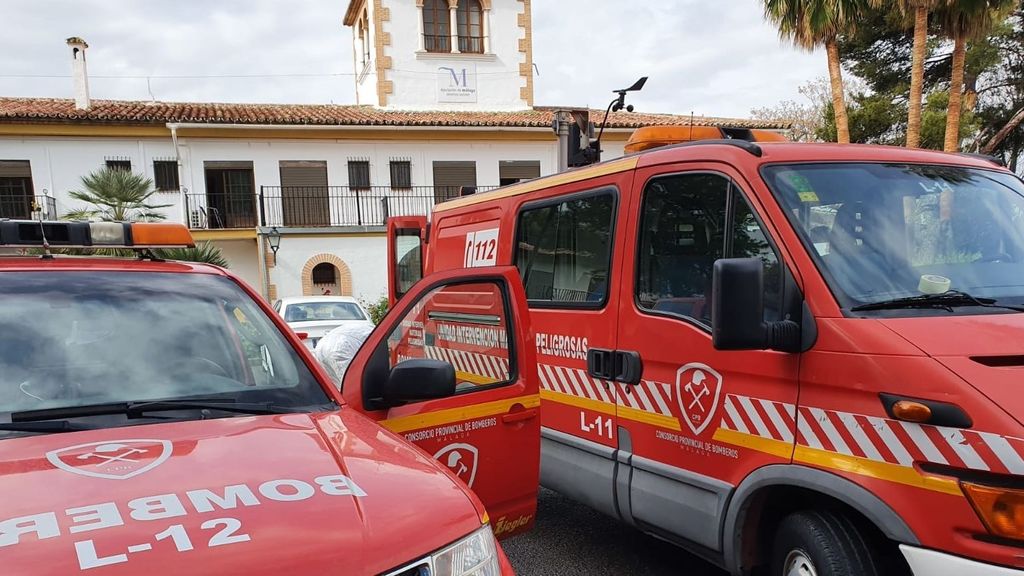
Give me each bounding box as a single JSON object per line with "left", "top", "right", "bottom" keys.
{"left": 46, "top": 440, "right": 172, "bottom": 480}
{"left": 675, "top": 363, "right": 723, "bottom": 436}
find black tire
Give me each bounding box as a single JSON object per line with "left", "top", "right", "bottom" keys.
{"left": 770, "top": 510, "right": 881, "bottom": 576}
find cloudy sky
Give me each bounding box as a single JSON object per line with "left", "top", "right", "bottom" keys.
{"left": 0, "top": 0, "right": 827, "bottom": 119}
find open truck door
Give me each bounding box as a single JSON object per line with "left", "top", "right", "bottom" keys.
{"left": 387, "top": 216, "right": 427, "bottom": 306}
{"left": 342, "top": 266, "right": 540, "bottom": 538}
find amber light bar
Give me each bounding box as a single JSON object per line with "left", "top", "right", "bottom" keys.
{"left": 0, "top": 220, "right": 195, "bottom": 248}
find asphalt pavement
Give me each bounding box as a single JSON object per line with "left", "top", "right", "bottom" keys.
{"left": 503, "top": 488, "right": 727, "bottom": 575}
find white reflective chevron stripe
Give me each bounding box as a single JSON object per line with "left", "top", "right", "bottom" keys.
{"left": 980, "top": 432, "right": 1024, "bottom": 474}
{"left": 901, "top": 421, "right": 948, "bottom": 465}
{"left": 809, "top": 407, "right": 852, "bottom": 455}
{"left": 724, "top": 396, "right": 750, "bottom": 434}
{"left": 796, "top": 410, "right": 824, "bottom": 450}
{"left": 738, "top": 395, "right": 771, "bottom": 439}
{"left": 940, "top": 427, "right": 988, "bottom": 471}
{"left": 866, "top": 416, "right": 914, "bottom": 466}
{"left": 760, "top": 399, "right": 794, "bottom": 443}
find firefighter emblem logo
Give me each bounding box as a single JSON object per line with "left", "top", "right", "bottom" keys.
{"left": 676, "top": 363, "right": 723, "bottom": 436}
{"left": 434, "top": 443, "right": 479, "bottom": 488}
{"left": 46, "top": 439, "right": 172, "bottom": 480}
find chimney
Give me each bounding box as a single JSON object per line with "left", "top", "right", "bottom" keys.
{"left": 66, "top": 37, "right": 90, "bottom": 110}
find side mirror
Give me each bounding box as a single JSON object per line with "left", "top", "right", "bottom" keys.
{"left": 382, "top": 359, "right": 456, "bottom": 404}
{"left": 712, "top": 258, "right": 800, "bottom": 352}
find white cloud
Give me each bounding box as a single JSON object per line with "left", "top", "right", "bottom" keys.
{"left": 0, "top": 0, "right": 827, "bottom": 118}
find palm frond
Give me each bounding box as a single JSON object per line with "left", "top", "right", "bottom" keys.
{"left": 154, "top": 242, "right": 229, "bottom": 268}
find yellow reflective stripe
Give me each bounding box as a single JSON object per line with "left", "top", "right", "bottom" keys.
{"left": 540, "top": 389, "right": 615, "bottom": 415}
{"left": 713, "top": 428, "right": 793, "bottom": 459}
{"left": 381, "top": 394, "right": 540, "bottom": 434}
{"left": 793, "top": 445, "right": 963, "bottom": 497}
{"left": 618, "top": 405, "right": 681, "bottom": 431}
{"left": 456, "top": 371, "right": 499, "bottom": 385}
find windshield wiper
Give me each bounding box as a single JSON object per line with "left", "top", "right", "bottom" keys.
{"left": 0, "top": 421, "right": 96, "bottom": 434}
{"left": 11, "top": 399, "right": 298, "bottom": 423}
{"left": 851, "top": 290, "right": 1024, "bottom": 313}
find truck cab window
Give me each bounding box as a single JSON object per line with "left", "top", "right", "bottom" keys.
{"left": 637, "top": 173, "right": 782, "bottom": 326}
{"left": 515, "top": 192, "right": 614, "bottom": 306}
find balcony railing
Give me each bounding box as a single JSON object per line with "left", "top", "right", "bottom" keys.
{"left": 0, "top": 194, "right": 57, "bottom": 220}
{"left": 182, "top": 186, "right": 496, "bottom": 230}
{"left": 258, "top": 186, "right": 496, "bottom": 228}
{"left": 185, "top": 192, "right": 258, "bottom": 229}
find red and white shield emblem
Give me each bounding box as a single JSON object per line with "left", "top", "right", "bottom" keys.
{"left": 675, "top": 363, "right": 723, "bottom": 436}
{"left": 46, "top": 439, "right": 172, "bottom": 480}
{"left": 433, "top": 443, "right": 479, "bottom": 488}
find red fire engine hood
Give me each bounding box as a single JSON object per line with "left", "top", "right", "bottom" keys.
{"left": 0, "top": 410, "right": 483, "bottom": 575}
{"left": 880, "top": 313, "right": 1024, "bottom": 427}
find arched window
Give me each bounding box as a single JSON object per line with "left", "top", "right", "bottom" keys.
{"left": 423, "top": 0, "right": 451, "bottom": 53}
{"left": 457, "top": 0, "right": 484, "bottom": 53}
{"left": 311, "top": 263, "right": 338, "bottom": 285}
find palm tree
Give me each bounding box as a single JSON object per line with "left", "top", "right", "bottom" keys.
{"left": 936, "top": 0, "right": 1015, "bottom": 152}
{"left": 764, "top": 0, "right": 871, "bottom": 144}
{"left": 154, "top": 242, "right": 229, "bottom": 267}
{"left": 895, "top": 0, "right": 946, "bottom": 148}
{"left": 62, "top": 167, "right": 228, "bottom": 268}
{"left": 65, "top": 167, "right": 171, "bottom": 222}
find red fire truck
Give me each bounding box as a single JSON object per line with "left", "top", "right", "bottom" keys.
{"left": 0, "top": 220, "right": 539, "bottom": 574}
{"left": 386, "top": 133, "right": 1024, "bottom": 575}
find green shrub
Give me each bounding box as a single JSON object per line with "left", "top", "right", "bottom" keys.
{"left": 361, "top": 294, "right": 390, "bottom": 325}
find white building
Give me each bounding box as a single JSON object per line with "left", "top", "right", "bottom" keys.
{"left": 0, "top": 2, "right": 782, "bottom": 304}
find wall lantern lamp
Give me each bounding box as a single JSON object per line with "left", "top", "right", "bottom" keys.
{"left": 267, "top": 227, "right": 282, "bottom": 264}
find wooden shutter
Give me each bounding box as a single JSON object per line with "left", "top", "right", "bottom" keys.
{"left": 499, "top": 161, "right": 540, "bottom": 181}
{"left": 432, "top": 161, "right": 477, "bottom": 203}
{"left": 280, "top": 161, "right": 329, "bottom": 227}
{"left": 0, "top": 160, "right": 31, "bottom": 178}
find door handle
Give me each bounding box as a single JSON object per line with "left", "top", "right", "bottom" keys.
{"left": 614, "top": 350, "right": 643, "bottom": 385}
{"left": 587, "top": 348, "right": 615, "bottom": 380}
{"left": 502, "top": 407, "right": 537, "bottom": 424}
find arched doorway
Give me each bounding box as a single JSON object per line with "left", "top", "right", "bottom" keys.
{"left": 301, "top": 254, "right": 353, "bottom": 296}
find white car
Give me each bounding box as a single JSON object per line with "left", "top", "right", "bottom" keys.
{"left": 273, "top": 296, "right": 374, "bottom": 349}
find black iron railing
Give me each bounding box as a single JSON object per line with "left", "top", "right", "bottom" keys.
{"left": 424, "top": 34, "right": 451, "bottom": 53}
{"left": 185, "top": 192, "right": 257, "bottom": 229}
{"left": 0, "top": 195, "right": 56, "bottom": 220}
{"left": 458, "top": 35, "right": 484, "bottom": 54}
{"left": 258, "top": 186, "right": 496, "bottom": 228}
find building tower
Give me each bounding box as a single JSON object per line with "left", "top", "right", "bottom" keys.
{"left": 343, "top": 0, "right": 534, "bottom": 111}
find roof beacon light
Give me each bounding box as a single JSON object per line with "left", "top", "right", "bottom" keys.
{"left": 0, "top": 220, "right": 194, "bottom": 249}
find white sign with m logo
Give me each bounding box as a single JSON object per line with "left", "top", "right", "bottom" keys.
{"left": 437, "top": 63, "right": 478, "bottom": 103}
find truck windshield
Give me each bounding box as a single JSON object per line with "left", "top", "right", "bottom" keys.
{"left": 0, "top": 271, "right": 333, "bottom": 434}
{"left": 762, "top": 163, "right": 1024, "bottom": 313}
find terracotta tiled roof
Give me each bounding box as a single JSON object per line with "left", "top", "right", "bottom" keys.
{"left": 0, "top": 97, "right": 787, "bottom": 130}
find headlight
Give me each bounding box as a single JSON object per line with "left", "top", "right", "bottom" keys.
{"left": 962, "top": 482, "right": 1024, "bottom": 540}
{"left": 430, "top": 525, "right": 501, "bottom": 576}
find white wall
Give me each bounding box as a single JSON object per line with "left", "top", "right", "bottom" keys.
{"left": 354, "top": 0, "right": 530, "bottom": 111}
{"left": 269, "top": 234, "right": 387, "bottom": 303}
{"left": 214, "top": 238, "right": 260, "bottom": 291}
{"left": 0, "top": 136, "right": 181, "bottom": 220}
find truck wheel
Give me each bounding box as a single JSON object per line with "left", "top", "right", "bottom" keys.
{"left": 770, "top": 510, "right": 880, "bottom": 576}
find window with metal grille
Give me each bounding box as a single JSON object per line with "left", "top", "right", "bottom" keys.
{"left": 457, "top": 0, "right": 484, "bottom": 54}
{"left": 0, "top": 160, "right": 34, "bottom": 220}
{"left": 153, "top": 160, "right": 179, "bottom": 191}
{"left": 390, "top": 161, "right": 412, "bottom": 189}
{"left": 348, "top": 160, "right": 371, "bottom": 189}
{"left": 423, "top": 0, "right": 451, "bottom": 53}
{"left": 312, "top": 263, "right": 337, "bottom": 285}
{"left": 106, "top": 160, "right": 131, "bottom": 171}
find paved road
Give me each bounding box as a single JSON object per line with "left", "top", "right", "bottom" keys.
{"left": 503, "top": 488, "right": 727, "bottom": 575}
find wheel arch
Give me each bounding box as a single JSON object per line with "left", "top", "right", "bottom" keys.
{"left": 722, "top": 464, "right": 920, "bottom": 575}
